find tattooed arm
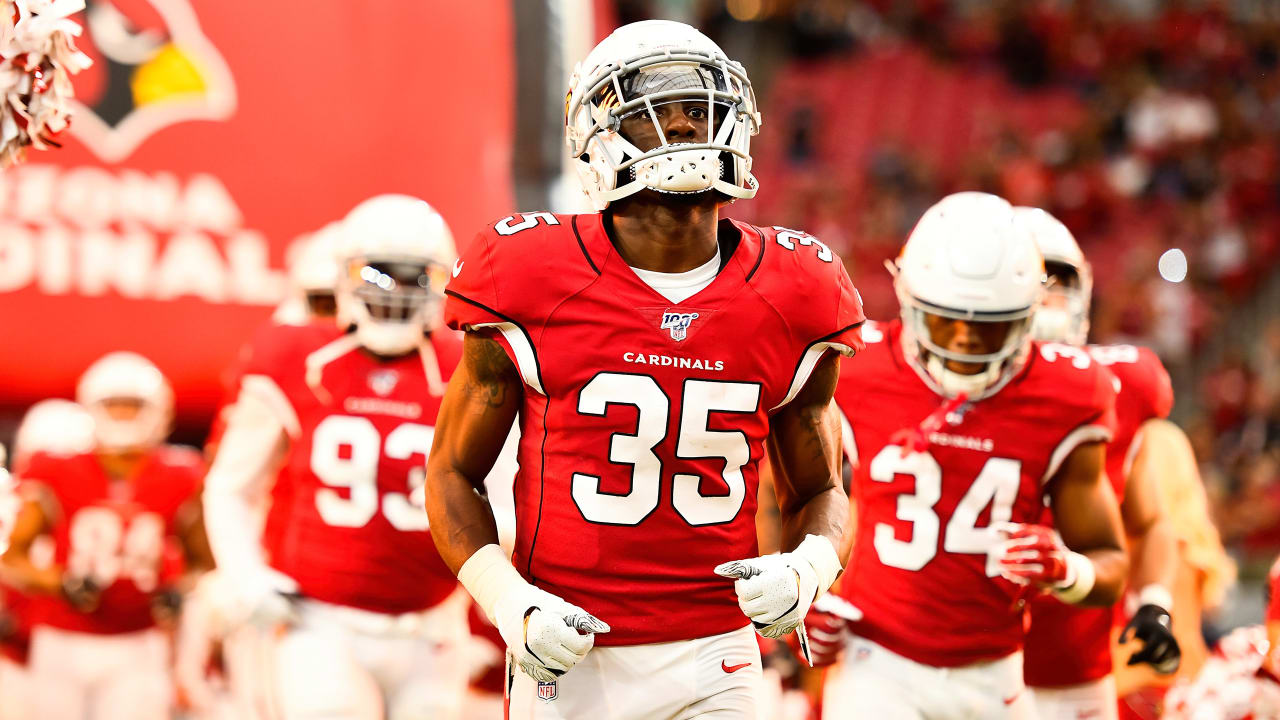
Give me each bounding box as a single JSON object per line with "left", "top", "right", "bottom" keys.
{"left": 425, "top": 333, "right": 524, "bottom": 574}
{"left": 765, "top": 353, "right": 849, "bottom": 558}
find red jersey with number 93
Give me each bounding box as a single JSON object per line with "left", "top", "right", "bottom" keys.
{"left": 444, "top": 212, "right": 865, "bottom": 646}
{"left": 833, "top": 320, "right": 1117, "bottom": 667}
{"left": 240, "top": 323, "right": 462, "bottom": 614}
{"left": 20, "top": 447, "right": 203, "bottom": 634}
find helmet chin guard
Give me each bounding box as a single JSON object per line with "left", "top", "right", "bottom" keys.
{"left": 566, "top": 21, "right": 761, "bottom": 210}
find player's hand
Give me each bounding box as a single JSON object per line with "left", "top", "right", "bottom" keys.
{"left": 715, "top": 551, "right": 821, "bottom": 639}
{"left": 493, "top": 584, "right": 609, "bottom": 683}
{"left": 802, "top": 593, "right": 862, "bottom": 667}
{"left": 993, "top": 522, "right": 1072, "bottom": 588}
{"left": 1120, "top": 604, "right": 1180, "bottom": 674}
{"left": 61, "top": 574, "right": 102, "bottom": 613}
{"left": 150, "top": 585, "right": 184, "bottom": 626}
{"left": 234, "top": 566, "right": 301, "bottom": 628}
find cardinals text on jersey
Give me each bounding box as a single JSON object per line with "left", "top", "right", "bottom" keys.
{"left": 443, "top": 212, "right": 864, "bottom": 645}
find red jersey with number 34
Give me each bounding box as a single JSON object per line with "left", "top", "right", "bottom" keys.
{"left": 443, "top": 212, "right": 864, "bottom": 646}
{"left": 1024, "top": 344, "right": 1173, "bottom": 687}
{"left": 239, "top": 323, "right": 462, "bottom": 614}
{"left": 833, "top": 320, "right": 1117, "bottom": 667}
{"left": 19, "top": 447, "right": 203, "bottom": 635}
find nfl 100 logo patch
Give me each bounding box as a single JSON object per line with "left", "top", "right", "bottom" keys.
{"left": 367, "top": 369, "right": 399, "bottom": 397}
{"left": 537, "top": 680, "right": 558, "bottom": 702}
{"left": 660, "top": 311, "right": 699, "bottom": 341}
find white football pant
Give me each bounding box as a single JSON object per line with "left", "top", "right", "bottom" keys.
{"left": 822, "top": 636, "right": 1036, "bottom": 720}
{"left": 28, "top": 625, "right": 172, "bottom": 720}
{"left": 0, "top": 656, "right": 30, "bottom": 720}
{"left": 271, "top": 593, "right": 469, "bottom": 720}
{"left": 1030, "top": 676, "right": 1118, "bottom": 720}
{"left": 506, "top": 624, "right": 762, "bottom": 720}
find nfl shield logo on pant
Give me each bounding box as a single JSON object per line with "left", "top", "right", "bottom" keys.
{"left": 537, "top": 680, "right": 558, "bottom": 702}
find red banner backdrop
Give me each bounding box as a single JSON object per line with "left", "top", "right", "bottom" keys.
{"left": 0, "top": 0, "right": 515, "bottom": 423}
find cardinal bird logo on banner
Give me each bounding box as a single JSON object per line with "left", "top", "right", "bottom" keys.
{"left": 69, "top": 0, "right": 234, "bottom": 162}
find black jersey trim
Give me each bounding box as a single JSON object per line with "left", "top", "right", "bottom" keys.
{"left": 529, "top": 389, "right": 551, "bottom": 581}
{"left": 744, "top": 224, "right": 767, "bottom": 282}
{"left": 571, "top": 215, "right": 601, "bottom": 275}
{"left": 444, "top": 290, "right": 547, "bottom": 396}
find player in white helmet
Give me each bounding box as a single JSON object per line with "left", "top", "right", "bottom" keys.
{"left": 429, "top": 19, "right": 863, "bottom": 719}
{"left": 1015, "top": 206, "right": 1186, "bottom": 719}
{"left": 274, "top": 222, "right": 344, "bottom": 326}
{"left": 0, "top": 399, "right": 97, "bottom": 720}
{"left": 203, "top": 193, "right": 516, "bottom": 720}
{"left": 2, "top": 353, "right": 211, "bottom": 720}
{"left": 806, "top": 193, "right": 1128, "bottom": 719}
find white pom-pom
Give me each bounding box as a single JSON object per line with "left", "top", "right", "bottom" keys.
{"left": 0, "top": 0, "right": 91, "bottom": 168}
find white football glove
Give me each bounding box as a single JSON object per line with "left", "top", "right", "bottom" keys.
{"left": 714, "top": 534, "right": 843, "bottom": 641}
{"left": 232, "top": 566, "right": 301, "bottom": 629}
{"left": 460, "top": 545, "right": 609, "bottom": 683}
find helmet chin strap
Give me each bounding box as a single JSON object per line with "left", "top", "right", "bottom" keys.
{"left": 925, "top": 355, "right": 1003, "bottom": 399}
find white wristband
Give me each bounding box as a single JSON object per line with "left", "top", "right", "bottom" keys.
{"left": 1051, "top": 551, "right": 1096, "bottom": 605}
{"left": 794, "top": 534, "right": 843, "bottom": 598}
{"left": 1138, "top": 584, "right": 1174, "bottom": 612}
{"left": 457, "top": 544, "right": 530, "bottom": 626}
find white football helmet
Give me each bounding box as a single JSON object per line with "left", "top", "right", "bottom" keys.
{"left": 13, "top": 399, "right": 96, "bottom": 465}
{"left": 894, "top": 192, "right": 1045, "bottom": 399}
{"left": 565, "top": 20, "right": 761, "bottom": 210}
{"left": 336, "top": 194, "right": 456, "bottom": 356}
{"left": 275, "top": 221, "right": 344, "bottom": 325}
{"left": 76, "top": 352, "right": 173, "bottom": 452}
{"left": 1015, "top": 206, "right": 1093, "bottom": 346}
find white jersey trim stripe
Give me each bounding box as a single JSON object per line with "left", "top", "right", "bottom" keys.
{"left": 839, "top": 407, "right": 857, "bottom": 466}
{"left": 1042, "top": 423, "right": 1113, "bottom": 485}
{"left": 240, "top": 374, "right": 301, "bottom": 438}
{"left": 471, "top": 322, "right": 545, "bottom": 396}
{"left": 772, "top": 342, "right": 850, "bottom": 411}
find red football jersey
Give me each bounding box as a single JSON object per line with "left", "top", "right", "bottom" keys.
{"left": 19, "top": 447, "right": 203, "bottom": 635}
{"left": 240, "top": 323, "right": 462, "bottom": 614}
{"left": 833, "top": 320, "right": 1117, "bottom": 667}
{"left": 443, "top": 212, "right": 864, "bottom": 646}
{"left": 1023, "top": 344, "right": 1172, "bottom": 687}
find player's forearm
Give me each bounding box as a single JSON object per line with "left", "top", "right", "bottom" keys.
{"left": 1128, "top": 514, "right": 1178, "bottom": 596}
{"left": 425, "top": 464, "right": 501, "bottom": 575}
{"left": 1079, "top": 546, "right": 1128, "bottom": 606}
{"left": 0, "top": 552, "right": 61, "bottom": 594}
{"left": 779, "top": 483, "right": 848, "bottom": 554}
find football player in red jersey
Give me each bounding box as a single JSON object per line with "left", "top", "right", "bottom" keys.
{"left": 0, "top": 399, "right": 97, "bottom": 720}
{"left": 174, "top": 221, "right": 347, "bottom": 720}
{"left": 810, "top": 192, "right": 1129, "bottom": 719}
{"left": 1014, "top": 206, "right": 1181, "bottom": 719}
{"left": 203, "top": 194, "right": 507, "bottom": 720}
{"left": 1, "top": 353, "right": 211, "bottom": 720}
{"left": 426, "top": 20, "right": 863, "bottom": 719}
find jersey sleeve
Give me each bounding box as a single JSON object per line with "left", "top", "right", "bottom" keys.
{"left": 1042, "top": 357, "right": 1119, "bottom": 484}
{"left": 14, "top": 451, "right": 67, "bottom": 519}
{"left": 443, "top": 226, "right": 507, "bottom": 330}
{"left": 1133, "top": 347, "right": 1174, "bottom": 421}
{"left": 237, "top": 323, "right": 312, "bottom": 439}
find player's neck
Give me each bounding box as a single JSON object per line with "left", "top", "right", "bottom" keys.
{"left": 95, "top": 450, "right": 147, "bottom": 481}
{"left": 605, "top": 194, "right": 720, "bottom": 274}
